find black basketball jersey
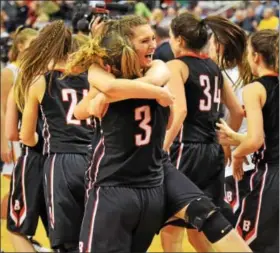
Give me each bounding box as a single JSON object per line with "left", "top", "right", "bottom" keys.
{"left": 252, "top": 76, "right": 279, "bottom": 165}
{"left": 90, "top": 117, "right": 101, "bottom": 150}
{"left": 40, "top": 71, "right": 93, "bottom": 155}
{"left": 174, "top": 55, "right": 223, "bottom": 144}
{"left": 91, "top": 99, "right": 170, "bottom": 187}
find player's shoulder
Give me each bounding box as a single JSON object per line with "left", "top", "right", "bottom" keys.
{"left": 28, "top": 75, "right": 46, "bottom": 103}
{"left": 243, "top": 81, "right": 266, "bottom": 96}
{"left": 167, "top": 58, "right": 187, "bottom": 69}
{"left": 30, "top": 75, "right": 46, "bottom": 93}
{"left": 1, "top": 66, "right": 15, "bottom": 82}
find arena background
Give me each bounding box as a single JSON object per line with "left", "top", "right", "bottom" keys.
{"left": 1, "top": 0, "right": 279, "bottom": 251}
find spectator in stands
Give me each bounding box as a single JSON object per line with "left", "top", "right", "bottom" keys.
{"left": 2, "top": 1, "right": 18, "bottom": 32}
{"left": 242, "top": 6, "right": 258, "bottom": 33}
{"left": 15, "top": 1, "right": 29, "bottom": 27}
{"left": 150, "top": 8, "right": 164, "bottom": 27}
{"left": 135, "top": 0, "right": 152, "bottom": 20}
{"left": 193, "top": 6, "right": 204, "bottom": 18}
{"left": 167, "top": 6, "right": 177, "bottom": 17}
{"left": 159, "top": 6, "right": 177, "bottom": 28}
{"left": 177, "top": 7, "right": 189, "bottom": 15}
{"left": 32, "top": 11, "right": 50, "bottom": 30}
{"left": 25, "top": 1, "right": 40, "bottom": 27}
{"left": 153, "top": 25, "right": 174, "bottom": 62}
{"left": 253, "top": 0, "right": 266, "bottom": 18}
{"left": 49, "top": 0, "right": 74, "bottom": 24}
{"left": 232, "top": 9, "right": 245, "bottom": 27}
{"left": 258, "top": 7, "right": 279, "bottom": 30}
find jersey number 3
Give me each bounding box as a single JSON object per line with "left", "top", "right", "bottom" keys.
{"left": 62, "top": 89, "right": 91, "bottom": 125}
{"left": 199, "top": 75, "right": 221, "bottom": 111}
{"left": 135, "top": 106, "right": 152, "bottom": 146}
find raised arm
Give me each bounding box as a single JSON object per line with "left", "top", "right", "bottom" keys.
{"left": 88, "top": 63, "right": 170, "bottom": 100}
{"left": 76, "top": 62, "right": 173, "bottom": 119}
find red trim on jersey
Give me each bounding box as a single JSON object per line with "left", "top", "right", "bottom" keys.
{"left": 55, "top": 69, "right": 65, "bottom": 73}
{"left": 178, "top": 52, "right": 209, "bottom": 60}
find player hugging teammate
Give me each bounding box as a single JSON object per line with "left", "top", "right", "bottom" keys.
{"left": 2, "top": 9, "right": 278, "bottom": 253}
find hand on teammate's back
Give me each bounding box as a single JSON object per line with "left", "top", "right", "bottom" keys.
{"left": 216, "top": 119, "right": 235, "bottom": 138}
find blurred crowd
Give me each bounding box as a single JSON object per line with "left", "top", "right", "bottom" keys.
{"left": 149, "top": 0, "right": 279, "bottom": 31}
{"left": 1, "top": 0, "right": 279, "bottom": 66}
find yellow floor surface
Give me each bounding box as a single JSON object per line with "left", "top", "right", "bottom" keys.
{"left": 1, "top": 175, "right": 194, "bottom": 252}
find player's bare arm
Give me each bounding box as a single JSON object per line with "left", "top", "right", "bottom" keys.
{"left": 221, "top": 76, "right": 244, "bottom": 132}
{"left": 163, "top": 59, "right": 188, "bottom": 151}
{"left": 5, "top": 88, "right": 19, "bottom": 141}
{"left": 232, "top": 82, "right": 266, "bottom": 158}
{"left": 137, "top": 60, "right": 171, "bottom": 86}
{"left": 88, "top": 63, "right": 172, "bottom": 101}
{"left": 75, "top": 61, "right": 172, "bottom": 120}
{"left": 1, "top": 68, "right": 14, "bottom": 163}
{"left": 20, "top": 76, "right": 46, "bottom": 147}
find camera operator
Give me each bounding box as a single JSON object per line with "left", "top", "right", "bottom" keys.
{"left": 72, "top": 1, "right": 135, "bottom": 36}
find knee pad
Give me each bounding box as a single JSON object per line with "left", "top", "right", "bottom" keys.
{"left": 185, "top": 197, "right": 219, "bottom": 231}
{"left": 220, "top": 203, "right": 236, "bottom": 226}
{"left": 185, "top": 197, "right": 233, "bottom": 243}
{"left": 201, "top": 211, "right": 233, "bottom": 243}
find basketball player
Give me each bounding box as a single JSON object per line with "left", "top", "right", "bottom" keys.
{"left": 66, "top": 19, "right": 173, "bottom": 253}
{"left": 5, "top": 86, "right": 48, "bottom": 252}
{"left": 161, "top": 13, "right": 245, "bottom": 252}
{"left": 0, "top": 26, "right": 48, "bottom": 251}
{"left": 217, "top": 29, "right": 279, "bottom": 253}
{"left": 69, "top": 16, "right": 252, "bottom": 253}
{"left": 1, "top": 26, "right": 37, "bottom": 173}
{"left": 16, "top": 20, "right": 93, "bottom": 252}
{"left": 206, "top": 16, "right": 255, "bottom": 225}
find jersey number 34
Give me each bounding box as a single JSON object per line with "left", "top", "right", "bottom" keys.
{"left": 199, "top": 75, "right": 221, "bottom": 111}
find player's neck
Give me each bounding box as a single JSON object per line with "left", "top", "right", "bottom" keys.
{"left": 257, "top": 68, "right": 278, "bottom": 77}
{"left": 48, "top": 60, "right": 66, "bottom": 71}
{"left": 176, "top": 49, "right": 207, "bottom": 59}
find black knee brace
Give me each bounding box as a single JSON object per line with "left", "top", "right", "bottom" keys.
{"left": 185, "top": 197, "right": 233, "bottom": 243}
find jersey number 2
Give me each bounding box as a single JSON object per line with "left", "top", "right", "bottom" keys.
{"left": 199, "top": 75, "right": 221, "bottom": 111}
{"left": 135, "top": 106, "right": 152, "bottom": 146}
{"left": 62, "top": 89, "right": 91, "bottom": 125}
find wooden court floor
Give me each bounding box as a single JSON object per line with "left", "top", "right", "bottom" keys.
{"left": 1, "top": 175, "right": 195, "bottom": 252}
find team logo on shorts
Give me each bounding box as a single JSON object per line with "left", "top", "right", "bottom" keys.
{"left": 14, "top": 200, "right": 21, "bottom": 211}
{"left": 79, "top": 242, "right": 84, "bottom": 252}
